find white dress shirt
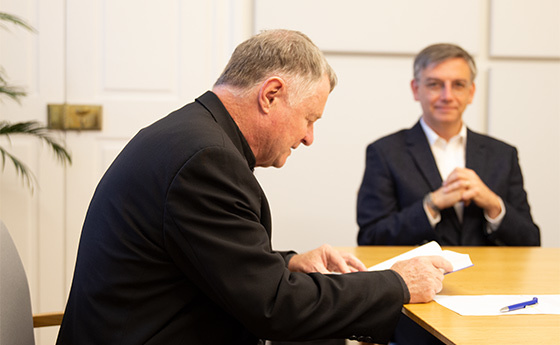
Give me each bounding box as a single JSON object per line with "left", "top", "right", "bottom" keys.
{"left": 420, "top": 118, "right": 505, "bottom": 233}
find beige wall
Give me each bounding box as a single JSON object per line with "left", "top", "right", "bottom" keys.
{"left": 253, "top": 0, "right": 560, "bottom": 252}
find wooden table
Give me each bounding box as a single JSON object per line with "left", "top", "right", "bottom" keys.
{"left": 338, "top": 246, "right": 560, "bottom": 345}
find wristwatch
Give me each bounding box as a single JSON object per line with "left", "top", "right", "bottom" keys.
{"left": 424, "top": 192, "right": 441, "bottom": 213}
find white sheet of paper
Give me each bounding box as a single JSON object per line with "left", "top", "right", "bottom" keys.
{"left": 434, "top": 295, "right": 560, "bottom": 316}
{"left": 367, "top": 241, "right": 473, "bottom": 273}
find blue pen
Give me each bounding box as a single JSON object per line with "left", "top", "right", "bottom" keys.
{"left": 500, "top": 297, "right": 538, "bottom": 313}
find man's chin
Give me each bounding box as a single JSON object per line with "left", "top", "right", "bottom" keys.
{"left": 434, "top": 109, "right": 461, "bottom": 118}
{"left": 256, "top": 158, "right": 288, "bottom": 169}
{"left": 272, "top": 154, "right": 291, "bottom": 168}
{"left": 273, "top": 159, "right": 288, "bottom": 168}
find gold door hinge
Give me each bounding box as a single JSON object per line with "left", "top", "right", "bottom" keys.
{"left": 47, "top": 104, "right": 102, "bottom": 131}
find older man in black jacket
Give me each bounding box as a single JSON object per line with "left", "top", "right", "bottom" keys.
{"left": 57, "top": 30, "right": 451, "bottom": 345}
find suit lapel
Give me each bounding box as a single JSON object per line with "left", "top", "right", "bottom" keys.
{"left": 407, "top": 121, "right": 464, "bottom": 240}
{"left": 465, "top": 129, "right": 486, "bottom": 177}
{"left": 463, "top": 130, "right": 487, "bottom": 235}
{"left": 406, "top": 121, "right": 443, "bottom": 191}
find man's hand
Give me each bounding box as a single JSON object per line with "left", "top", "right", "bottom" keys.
{"left": 443, "top": 167, "right": 502, "bottom": 218}
{"left": 288, "top": 244, "right": 367, "bottom": 274}
{"left": 432, "top": 167, "right": 502, "bottom": 218}
{"left": 390, "top": 256, "right": 453, "bottom": 303}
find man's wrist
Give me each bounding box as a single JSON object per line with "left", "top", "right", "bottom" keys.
{"left": 485, "top": 195, "right": 503, "bottom": 219}
{"left": 424, "top": 192, "right": 440, "bottom": 213}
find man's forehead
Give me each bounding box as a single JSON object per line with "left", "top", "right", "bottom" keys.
{"left": 424, "top": 76, "right": 469, "bottom": 81}
{"left": 420, "top": 59, "right": 471, "bottom": 78}
{"left": 425, "top": 58, "right": 469, "bottom": 69}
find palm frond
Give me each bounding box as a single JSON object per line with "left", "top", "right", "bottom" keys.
{"left": 0, "top": 12, "right": 36, "bottom": 32}
{"left": 0, "top": 13, "right": 55, "bottom": 192}
{"left": 1, "top": 121, "right": 72, "bottom": 191}
{"left": 0, "top": 85, "right": 27, "bottom": 103}
{"left": 0, "top": 121, "right": 72, "bottom": 164}
{"left": 0, "top": 66, "right": 27, "bottom": 103}
{"left": 0, "top": 146, "right": 36, "bottom": 190}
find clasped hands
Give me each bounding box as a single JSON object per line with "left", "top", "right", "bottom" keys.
{"left": 288, "top": 244, "right": 452, "bottom": 303}
{"left": 431, "top": 167, "right": 502, "bottom": 219}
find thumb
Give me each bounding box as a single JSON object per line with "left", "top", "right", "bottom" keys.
{"left": 326, "top": 251, "right": 352, "bottom": 274}
{"left": 429, "top": 255, "right": 454, "bottom": 273}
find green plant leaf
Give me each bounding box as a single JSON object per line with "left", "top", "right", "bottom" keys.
{"left": 0, "top": 66, "right": 28, "bottom": 103}
{"left": 0, "top": 13, "right": 68, "bottom": 192}
{"left": 0, "top": 121, "right": 72, "bottom": 191}
{"left": 0, "top": 146, "right": 36, "bottom": 191}
{"left": 0, "top": 12, "right": 36, "bottom": 32}
{"left": 0, "top": 121, "right": 72, "bottom": 164}
{"left": 0, "top": 12, "right": 33, "bottom": 106}
{"left": 0, "top": 85, "right": 27, "bottom": 103}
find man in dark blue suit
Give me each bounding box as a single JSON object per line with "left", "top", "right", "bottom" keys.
{"left": 357, "top": 43, "right": 540, "bottom": 344}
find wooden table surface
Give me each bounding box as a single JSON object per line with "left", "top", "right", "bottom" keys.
{"left": 338, "top": 246, "right": 560, "bottom": 345}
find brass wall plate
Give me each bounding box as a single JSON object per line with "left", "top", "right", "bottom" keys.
{"left": 48, "top": 104, "right": 102, "bottom": 130}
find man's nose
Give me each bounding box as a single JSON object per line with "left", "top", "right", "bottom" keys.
{"left": 440, "top": 82, "right": 453, "bottom": 100}
{"left": 301, "top": 125, "right": 314, "bottom": 146}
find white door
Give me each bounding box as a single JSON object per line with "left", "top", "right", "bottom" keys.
{"left": 0, "top": 0, "right": 67, "bottom": 343}
{"left": 0, "top": 1, "right": 252, "bottom": 344}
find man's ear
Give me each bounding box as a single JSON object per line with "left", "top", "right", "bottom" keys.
{"left": 258, "top": 77, "right": 285, "bottom": 114}
{"left": 410, "top": 79, "right": 420, "bottom": 101}
{"left": 467, "top": 81, "right": 476, "bottom": 104}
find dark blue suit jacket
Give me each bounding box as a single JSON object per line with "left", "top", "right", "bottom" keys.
{"left": 357, "top": 121, "right": 540, "bottom": 246}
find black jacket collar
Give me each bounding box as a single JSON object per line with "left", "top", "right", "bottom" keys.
{"left": 196, "top": 91, "right": 256, "bottom": 171}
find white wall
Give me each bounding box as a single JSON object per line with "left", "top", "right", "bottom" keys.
{"left": 253, "top": 0, "right": 560, "bottom": 252}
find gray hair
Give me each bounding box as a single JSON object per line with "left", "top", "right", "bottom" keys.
{"left": 413, "top": 43, "right": 477, "bottom": 81}
{"left": 214, "top": 29, "right": 337, "bottom": 104}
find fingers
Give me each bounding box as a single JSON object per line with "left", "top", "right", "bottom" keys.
{"left": 443, "top": 168, "right": 473, "bottom": 196}
{"left": 341, "top": 252, "right": 368, "bottom": 272}
{"left": 433, "top": 276, "right": 443, "bottom": 295}
{"left": 443, "top": 168, "right": 475, "bottom": 188}
{"left": 320, "top": 245, "right": 368, "bottom": 274}
{"left": 442, "top": 168, "right": 487, "bottom": 208}
{"left": 288, "top": 245, "right": 365, "bottom": 274}
{"left": 326, "top": 251, "right": 352, "bottom": 274}
{"left": 426, "top": 255, "right": 454, "bottom": 274}
{"left": 324, "top": 245, "right": 366, "bottom": 274}
{"left": 390, "top": 256, "right": 451, "bottom": 304}
{"left": 432, "top": 186, "right": 463, "bottom": 210}
{"left": 445, "top": 168, "right": 502, "bottom": 215}
{"left": 443, "top": 167, "right": 470, "bottom": 184}
{"left": 287, "top": 248, "right": 329, "bottom": 274}
{"left": 443, "top": 178, "right": 471, "bottom": 193}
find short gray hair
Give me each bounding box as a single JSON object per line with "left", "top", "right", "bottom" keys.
{"left": 214, "top": 29, "right": 337, "bottom": 104}
{"left": 413, "top": 43, "right": 477, "bottom": 81}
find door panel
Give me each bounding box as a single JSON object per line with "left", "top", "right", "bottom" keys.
{"left": 1, "top": 0, "right": 252, "bottom": 344}
{"left": 0, "top": 0, "right": 66, "bottom": 343}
